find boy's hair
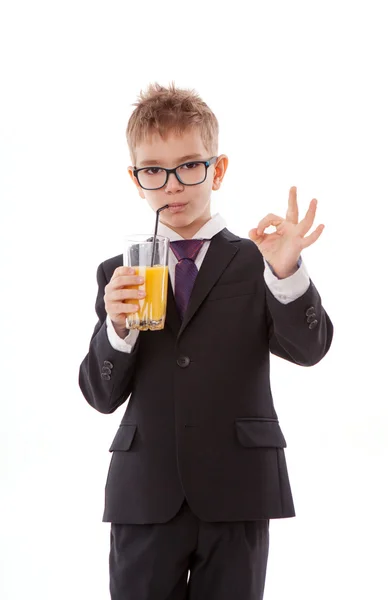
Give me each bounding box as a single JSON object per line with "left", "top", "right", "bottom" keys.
{"left": 126, "top": 82, "right": 219, "bottom": 165}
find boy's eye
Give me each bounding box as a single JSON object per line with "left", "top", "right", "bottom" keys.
{"left": 144, "top": 167, "right": 162, "bottom": 175}
{"left": 181, "top": 162, "right": 200, "bottom": 169}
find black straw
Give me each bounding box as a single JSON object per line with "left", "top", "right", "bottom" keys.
{"left": 151, "top": 204, "right": 169, "bottom": 267}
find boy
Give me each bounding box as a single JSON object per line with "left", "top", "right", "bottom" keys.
{"left": 79, "top": 82, "right": 333, "bottom": 600}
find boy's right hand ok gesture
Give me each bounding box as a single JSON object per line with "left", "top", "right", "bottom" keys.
{"left": 249, "top": 186, "right": 324, "bottom": 280}
{"left": 104, "top": 267, "right": 145, "bottom": 338}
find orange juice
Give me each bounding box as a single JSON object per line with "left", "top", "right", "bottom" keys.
{"left": 124, "top": 265, "right": 168, "bottom": 331}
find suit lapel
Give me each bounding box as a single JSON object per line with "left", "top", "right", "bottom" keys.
{"left": 177, "top": 228, "right": 241, "bottom": 338}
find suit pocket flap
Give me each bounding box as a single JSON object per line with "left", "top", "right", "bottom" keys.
{"left": 109, "top": 425, "right": 137, "bottom": 452}
{"left": 235, "top": 419, "right": 287, "bottom": 448}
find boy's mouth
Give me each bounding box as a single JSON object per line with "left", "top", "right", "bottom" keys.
{"left": 167, "top": 202, "right": 188, "bottom": 213}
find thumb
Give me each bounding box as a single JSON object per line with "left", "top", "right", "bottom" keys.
{"left": 248, "top": 228, "right": 259, "bottom": 241}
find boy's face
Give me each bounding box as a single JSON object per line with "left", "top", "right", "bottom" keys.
{"left": 128, "top": 127, "right": 228, "bottom": 238}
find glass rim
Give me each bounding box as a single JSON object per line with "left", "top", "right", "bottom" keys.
{"left": 123, "top": 234, "right": 170, "bottom": 242}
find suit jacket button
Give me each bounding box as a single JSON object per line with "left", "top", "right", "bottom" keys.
{"left": 308, "top": 319, "right": 318, "bottom": 329}
{"left": 306, "top": 306, "right": 315, "bottom": 317}
{"left": 104, "top": 360, "right": 113, "bottom": 369}
{"left": 101, "top": 373, "right": 111, "bottom": 380}
{"left": 177, "top": 356, "right": 190, "bottom": 368}
{"left": 101, "top": 366, "right": 112, "bottom": 374}
{"left": 307, "top": 314, "right": 316, "bottom": 323}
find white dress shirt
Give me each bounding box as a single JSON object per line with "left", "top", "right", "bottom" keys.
{"left": 106, "top": 213, "right": 310, "bottom": 353}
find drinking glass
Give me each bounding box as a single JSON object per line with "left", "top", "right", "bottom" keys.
{"left": 123, "top": 235, "right": 169, "bottom": 331}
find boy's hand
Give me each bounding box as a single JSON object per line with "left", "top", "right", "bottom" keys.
{"left": 104, "top": 267, "right": 145, "bottom": 338}
{"left": 248, "top": 186, "right": 325, "bottom": 279}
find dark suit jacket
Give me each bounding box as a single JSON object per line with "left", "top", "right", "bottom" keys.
{"left": 79, "top": 228, "right": 333, "bottom": 524}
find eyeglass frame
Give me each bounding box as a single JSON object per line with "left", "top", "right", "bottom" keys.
{"left": 132, "top": 156, "right": 218, "bottom": 190}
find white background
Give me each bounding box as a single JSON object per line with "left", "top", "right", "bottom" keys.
{"left": 1, "top": 1, "right": 387, "bottom": 598}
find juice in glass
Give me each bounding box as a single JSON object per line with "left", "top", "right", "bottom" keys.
{"left": 124, "top": 265, "right": 169, "bottom": 331}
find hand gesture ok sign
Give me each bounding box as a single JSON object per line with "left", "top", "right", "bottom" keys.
{"left": 248, "top": 186, "right": 325, "bottom": 279}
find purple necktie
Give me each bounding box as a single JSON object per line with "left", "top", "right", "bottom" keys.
{"left": 170, "top": 239, "right": 205, "bottom": 320}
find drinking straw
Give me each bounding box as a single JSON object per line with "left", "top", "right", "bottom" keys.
{"left": 151, "top": 204, "right": 170, "bottom": 267}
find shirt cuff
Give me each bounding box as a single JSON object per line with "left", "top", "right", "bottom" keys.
{"left": 106, "top": 316, "right": 140, "bottom": 353}
{"left": 264, "top": 258, "right": 310, "bottom": 304}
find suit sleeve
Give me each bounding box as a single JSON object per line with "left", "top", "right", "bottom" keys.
{"left": 265, "top": 278, "right": 334, "bottom": 367}
{"left": 78, "top": 262, "right": 139, "bottom": 414}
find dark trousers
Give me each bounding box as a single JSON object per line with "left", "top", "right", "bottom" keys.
{"left": 109, "top": 499, "right": 270, "bottom": 600}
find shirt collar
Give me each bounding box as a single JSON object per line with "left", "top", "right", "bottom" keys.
{"left": 157, "top": 213, "right": 227, "bottom": 241}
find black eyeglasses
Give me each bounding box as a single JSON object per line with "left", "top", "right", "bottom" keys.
{"left": 133, "top": 156, "right": 218, "bottom": 190}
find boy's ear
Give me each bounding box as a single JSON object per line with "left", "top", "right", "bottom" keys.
{"left": 128, "top": 167, "right": 146, "bottom": 199}
{"left": 212, "top": 155, "right": 228, "bottom": 191}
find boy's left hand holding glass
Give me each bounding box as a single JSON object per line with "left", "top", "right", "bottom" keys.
{"left": 104, "top": 267, "right": 145, "bottom": 338}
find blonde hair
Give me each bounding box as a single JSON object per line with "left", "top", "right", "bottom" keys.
{"left": 126, "top": 81, "right": 219, "bottom": 165}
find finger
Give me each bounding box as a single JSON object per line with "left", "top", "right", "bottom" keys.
{"left": 111, "top": 266, "right": 136, "bottom": 280}
{"left": 109, "top": 274, "right": 144, "bottom": 289}
{"left": 249, "top": 228, "right": 263, "bottom": 241}
{"left": 286, "top": 186, "right": 299, "bottom": 224}
{"left": 248, "top": 228, "right": 268, "bottom": 246}
{"left": 255, "top": 213, "right": 284, "bottom": 236}
{"left": 298, "top": 199, "right": 318, "bottom": 235}
{"left": 300, "top": 224, "right": 325, "bottom": 249}
{"left": 109, "top": 301, "right": 140, "bottom": 315}
{"left": 110, "top": 288, "right": 146, "bottom": 302}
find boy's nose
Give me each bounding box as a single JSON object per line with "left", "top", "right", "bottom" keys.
{"left": 165, "top": 172, "right": 183, "bottom": 192}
